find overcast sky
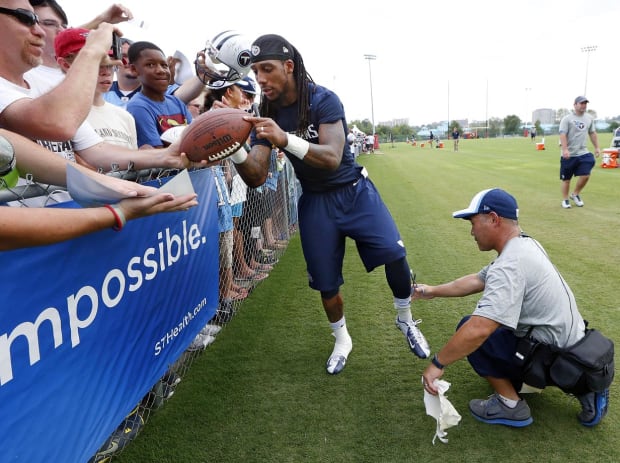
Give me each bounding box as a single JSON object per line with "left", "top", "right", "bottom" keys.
{"left": 59, "top": 0, "right": 619, "bottom": 126}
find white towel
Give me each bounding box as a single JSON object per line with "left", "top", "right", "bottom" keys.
{"left": 423, "top": 378, "right": 461, "bottom": 444}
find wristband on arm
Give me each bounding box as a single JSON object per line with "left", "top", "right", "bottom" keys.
{"left": 230, "top": 146, "right": 248, "bottom": 164}
{"left": 104, "top": 203, "right": 126, "bottom": 231}
{"left": 285, "top": 133, "right": 309, "bottom": 160}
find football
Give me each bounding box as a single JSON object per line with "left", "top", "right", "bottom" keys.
{"left": 179, "top": 108, "right": 252, "bottom": 164}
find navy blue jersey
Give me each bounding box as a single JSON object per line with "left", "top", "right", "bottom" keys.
{"left": 252, "top": 83, "right": 363, "bottom": 193}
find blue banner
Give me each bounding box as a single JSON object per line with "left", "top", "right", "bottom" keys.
{"left": 0, "top": 169, "right": 219, "bottom": 463}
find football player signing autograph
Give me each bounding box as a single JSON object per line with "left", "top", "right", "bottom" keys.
{"left": 230, "top": 34, "right": 430, "bottom": 375}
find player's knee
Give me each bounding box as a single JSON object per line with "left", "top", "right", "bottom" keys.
{"left": 321, "top": 288, "right": 339, "bottom": 300}
{"left": 385, "top": 257, "right": 411, "bottom": 298}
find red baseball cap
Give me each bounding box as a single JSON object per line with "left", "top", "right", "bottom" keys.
{"left": 54, "top": 28, "right": 91, "bottom": 58}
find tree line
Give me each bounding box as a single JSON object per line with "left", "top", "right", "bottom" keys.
{"left": 350, "top": 110, "right": 619, "bottom": 142}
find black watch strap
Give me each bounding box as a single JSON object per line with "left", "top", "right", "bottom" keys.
{"left": 432, "top": 353, "right": 445, "bottom": 369}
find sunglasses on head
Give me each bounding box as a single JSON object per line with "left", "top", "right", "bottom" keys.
{"left": 0, "top": 7, "right": 40, "bottom": 26}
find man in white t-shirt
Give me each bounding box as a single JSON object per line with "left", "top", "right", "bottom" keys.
{"left": 364, "top": 133, "right": 374, "bottom": 153}
{"left": 25, "top": 1, "right": 134, "bottom": 92}
{"left": 0, "top": 9, "right": 190, "bottom": 174}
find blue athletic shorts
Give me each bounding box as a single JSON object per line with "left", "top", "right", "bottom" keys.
{"left": 560, "top": 152, "right": 595, "bottom": 180}
{"left": 298, "top": 175, "right": 407, "bottom": 292}
{"left": 458, "top": 315, "right": 523, "bottom": 389}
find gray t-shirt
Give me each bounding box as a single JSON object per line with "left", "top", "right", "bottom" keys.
{"left": 474, "top": 235, "right": 585, "bottom": 348}
{"left": 558, "top": 111, "right": 595, "bottom": 157}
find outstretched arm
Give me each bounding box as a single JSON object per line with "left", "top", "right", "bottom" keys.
{"left": 0, "top": 191, "right": 197, "bottom": 251}
{"left": 2, "top": 129, "right": 155, "bottom": 197}
{"left": 79, "top": 3, "right": 133, "bottom": 29}
{"left": 1, "top": 24, "right": 119, "bottom": 140}
{"left": 422, "top": 315, "right": 500, "bottom": 395}
{"left": 76, "top": 138, "right": 206, "bottom": 172}
{"left": 412, "top": 273, "right": 485, "bottom": 300}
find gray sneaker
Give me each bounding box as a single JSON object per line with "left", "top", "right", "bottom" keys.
{"left": 469, "top": 393, "right": 533, "bottom": 427}
{"left": 577, "top": 389, "right": 609, "bottom": 427}
{"left": 561, "top": 199, "right": 571, "bottom": 209}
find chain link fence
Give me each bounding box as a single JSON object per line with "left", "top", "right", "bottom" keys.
{"left": 1, "top": 160, "right": 300, "bottom": 462}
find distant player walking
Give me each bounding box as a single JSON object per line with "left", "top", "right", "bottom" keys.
{"left": 558, "top": 96, "right": 600, "bottom": 209}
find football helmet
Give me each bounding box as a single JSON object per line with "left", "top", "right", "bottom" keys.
{"left": 195, "top": 30, "right": 252, "bottom": 87}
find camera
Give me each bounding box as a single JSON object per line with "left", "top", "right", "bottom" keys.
{"left": 110, "top": 32, "right": 122, "bottom": 61}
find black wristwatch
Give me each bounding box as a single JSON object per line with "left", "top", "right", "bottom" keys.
{"left": 431, "top": 353, "right": 445, "bottom": 369}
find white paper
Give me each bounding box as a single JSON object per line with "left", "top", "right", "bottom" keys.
{"left": 67, "top": 163, "right": 132, "bottom": 207}
{"left": 158, "top": 169, "right": 195, "bottom": 196}
{"left": 423, "top": 378, "right": 461, "bottom": 444}
{"left": 67, "top": 164, "right": 195, "bottom": 207}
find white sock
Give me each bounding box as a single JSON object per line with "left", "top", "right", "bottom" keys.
{"left": 498, "top": 394, "right": 519, "bottom": 408}
{"left": 326, "top": 318, "right": 353, "bottom": 374}
{"left": 330, "top": 317, "right": 351, "bottom": 344}
{"left": 394, "top": 297, "right": 413, "bottom": 323}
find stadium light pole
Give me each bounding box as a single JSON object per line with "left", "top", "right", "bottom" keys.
{"left": 447, "top": 80, "right": 450, "bottom": 135}
{"left": 524, "top": 87, "right": 532, "bottom": 130}
{"left": 485, "top": 79, "right": 489, "bottom": 138}
{"left": 364, "top": 54, "right": 376, "bottom": 136}
{"left": 581, "top": 45, "right": 597, "bottom": 96}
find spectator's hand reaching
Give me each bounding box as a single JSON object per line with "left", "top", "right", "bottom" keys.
{"left": 97, "top": 3, "right": 133, "bottom": 24}
{"left": 211, "top": 97, "right": 230, "bottom": 109}
{"left": 79, "top": 167, "right": 158, "bottom": 197}
{"left": 411, "top": 283, "right": 433, "bottom": 300}
{"left": 167, "top": 56, "right": 180, "bottom": 85}
{"left": 163, "top": 138, "right": 209, "bottom": 170}
{"left": 118, "top": 192, "right": 198, "bottom": 222}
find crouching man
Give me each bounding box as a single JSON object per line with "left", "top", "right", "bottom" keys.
{"left": 415, "top": 188, "right": 611, "bottom": 427}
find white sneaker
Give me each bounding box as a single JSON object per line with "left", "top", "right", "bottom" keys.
{"left": 200, "top": 324, "right": 222, "bottom": 336}
{"left": 395, "top": 317, "right": 430, "bottom": 359}
{"left": 570, "top": 193, "right": 584, "bottom": 207}
{"left": 561, "top": 199, "right": 571, "bottom": 209}
{"left": 187, "top": 333, "right": 216, "bottom": 351}
{"left": 326, "top": 334, "right": 352, "bottom": 375}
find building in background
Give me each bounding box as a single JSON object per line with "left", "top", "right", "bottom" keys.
{"left": 532, "top": 108, "right": 556, "bottom": 125}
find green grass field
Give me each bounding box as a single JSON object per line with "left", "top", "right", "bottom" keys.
{"left": 115, "top": 135, "right": 619, "bottom": 463}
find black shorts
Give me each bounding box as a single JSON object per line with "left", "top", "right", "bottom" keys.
{"left": 560, "top": 153, "right": 595, "bottom": 180}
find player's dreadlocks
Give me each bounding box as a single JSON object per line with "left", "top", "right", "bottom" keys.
{"left": 251, "top": 34, "right": 315, "bottom": 136}
{"left": 259, "top": 46, "right": 314, "bottom": 136}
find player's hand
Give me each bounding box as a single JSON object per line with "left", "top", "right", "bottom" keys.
{"left": 244, "top": 116, "right": 287, "bottom": 147}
